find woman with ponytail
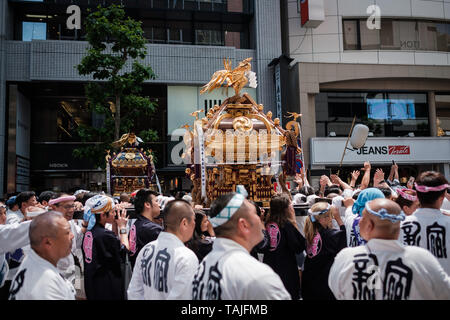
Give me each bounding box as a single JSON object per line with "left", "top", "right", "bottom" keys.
{"left": 301, "top": 202, "right": 346, "bottom": 300}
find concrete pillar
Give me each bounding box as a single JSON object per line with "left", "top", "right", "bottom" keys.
{"left": 428, "top": 91, "right": 437, "bottom": 136}
{"left": 0, "top": 0, "right": 7, "bottom": 197}
{"left": 7, "top": 85, "right": 17, "bottom": 194}
{"left": 253, "top": 0, "right": 282, "bottom": 113}
{"left": 299, "top": 92, "right": 317, "bottom": 170}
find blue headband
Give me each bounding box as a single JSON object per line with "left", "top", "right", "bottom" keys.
{"left": 83, "top": 209, "right": 96, "bottom": 231}
{"left": 365, "top": 202, "right": 405, "bottom": 223}
{"left": 308, "top": 204, "right": 331, "bottom": 222}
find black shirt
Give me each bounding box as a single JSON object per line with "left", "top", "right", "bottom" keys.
{"left": 262, "top": 221, "right": 306, "bottom": 300}
{"left": 128, "top": 215, "right": 163, "bottom": 269}
{"left": 301, "top": 225, "right": 347, "bottom": 300}
{"left": 82, "top": 223, "right": 125, "bottom": 300}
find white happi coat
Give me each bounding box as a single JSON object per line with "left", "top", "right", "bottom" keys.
{"left": 191, "top": 238, "right": 291, "bottom": 300}
{"left": 5, "top": 210, "right": 24, "bottom": 225}
{"left": 9, "top": 249, "right": 76, "bottom": 300}
{"left": 57, "top": 220, "right": 84, "bottom": 285}
{"left": 329, "top": 239, "right": 450, "bottom": 300}
{"left": 343, "top": 207, "right": 365, "bottom": 247}
{"left": 399, "top": 208, "right": 450, "bottom": 275}
{"left": 0, "top": 221, "right": 31, "bottom": 255}
{"left": 127, "top": 231, "right": 199, "bottom": 300}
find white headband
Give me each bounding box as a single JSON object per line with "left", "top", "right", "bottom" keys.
{"left": 209, "top": 185, "right": 248, "bottom": 228}
{"left": 308, "top": 203, "right": 331, "bottom": 222}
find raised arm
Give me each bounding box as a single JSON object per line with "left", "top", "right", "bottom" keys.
{"left": 349, "top": 170, "right": 360, "bottom": 189}
{"left": 331, "top": 174, "right": 352, "bottom": 190}
{"left": 360, "top": 161, "right": 371, "bottom": 190}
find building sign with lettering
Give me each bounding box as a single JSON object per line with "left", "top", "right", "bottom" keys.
{"left": 311, "top": 137, "right": 450, "bottom": 165}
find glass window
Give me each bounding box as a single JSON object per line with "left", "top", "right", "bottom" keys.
{"left": 343, "top": 20, "right": 358, "bottom": 50}
{"left": 22, "top": 21, "right": 46, "bottom": 41}
{"left": 345, "top": 19, "right": 450, "bottom": 52}
{"left": 195, "top": 29, "right": 223, "bottom": 46}
{"left": 436, "top": 23, "right": 450, "bottom": 52}
{"left": 360, "top": 20, "right": 380, "bottom": 50}
{"left": 316, "top": 92, "right": 430, "bottom": 138}
{"left": 418, "top": 21, "right": 437, "bottom": 51}
{"left": 436, "top": 95, "right": 450, "bottom": 134}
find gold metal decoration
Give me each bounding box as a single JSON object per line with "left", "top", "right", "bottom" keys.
{"left": 184, "top": 57, "right": 287, "bottom": 207}
{"left": 106, "top": 133, "right": 157, "bottom": 196}
{"left": 200, "top": 58, "right": 255, "bottom": 101}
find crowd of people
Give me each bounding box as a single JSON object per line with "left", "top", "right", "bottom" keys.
{"left": 0, "top": 161, "right": 450, "bottom": 300}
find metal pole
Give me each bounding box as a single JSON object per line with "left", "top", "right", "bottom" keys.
{"left": 297, "top": 122, "right": 308, "bottom": 186}
{"left": 337, "top": 115, "right": 356, "bottom": 176}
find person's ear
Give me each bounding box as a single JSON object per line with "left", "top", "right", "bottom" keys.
{"left": 367, "top": 219, "right": 375, "bottom": 233}
{"left": 238, "top": 217, "right": 250, "bottom": 232}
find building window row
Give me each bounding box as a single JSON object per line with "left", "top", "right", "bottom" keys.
{"left": 10, "top": 0, "right": 252, "bottom": 14}
{"left": 19, "top": 18, "right": 250, "bottom": 48}
{"left": 343, "top": 19, "right": 450, "bottom": 52}
{"left": 315, "top": 92, "right": 430, "bottom": 138}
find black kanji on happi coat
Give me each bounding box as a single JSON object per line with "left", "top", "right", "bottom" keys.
{"left": 351, "top": 253, "right": 379, "bottom": 300}
{"left": 8, "top": 269, "right": 26, "bottom": 300}
{"left": 426, "top": 222, "right": 447, "bottom": 258}
{"left": 154, "top": 248, "right": 171, "bottom": 293}
{"left": 383, "top": 258, "right": 413, "bottom": 300}
{"left": 205, "top": 262, "right": 222, "bottom": 300}
{"left": 192, "top": 261, "right": 206, "bottom": 300}
{"left": 141, "top": 245, "right": 155, "bottom": 287}
{"left": 401, "top": 221, "right": 421, "bottom": 246}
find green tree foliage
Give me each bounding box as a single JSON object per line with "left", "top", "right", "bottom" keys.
{"left": 75, "top": 4, "right": 158, "bottom": 167}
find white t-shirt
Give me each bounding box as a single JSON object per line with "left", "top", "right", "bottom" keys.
{"left": 329, "top": 239, "right": 450, "bottom": 300}
{"left": 190, "top": 238, "right": 291, "bottom": 300}
{"left": 127, "top": 232, "right": 199, "bottom": 300}
{"left": 399, "top": 207, "right": 450, "bottom": 275}
{"left": 9, "top": 249, "right": 75, "bottom": 300}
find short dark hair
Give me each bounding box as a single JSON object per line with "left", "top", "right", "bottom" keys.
{"left": 299, "top": 185, "right": 315, "bottom": 196}
{"left": 209, "top": 193, "right": 248, "bottom": 237}
{"left": 134, "top": 189, "right": 159, "bottom": 215}
{"left": 38, "top": 191, "right": 56, "bottom": 204}
{"left": 324, "top": 185, "right": 341, "bottom": 197}
{"left": 163, "top": 199, "right": 193, "bottom": 232}
{"left": 119, "top": 193, "right": 130, "bottom": 203}
{"left": 415, "top": 171, "right": 448, "bottom": 206}
{"left": 378, "top": 187, "right": 392, "bottom": 198}
{"left": 15, "top": 191, "right": 36, "bottom": 209}
{"left": 395, "top": 189, "right": 416, "bottom": 209}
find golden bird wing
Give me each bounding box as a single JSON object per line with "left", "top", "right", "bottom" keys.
{"left": 200, "top": 70, "right": 232, "bottom": 95}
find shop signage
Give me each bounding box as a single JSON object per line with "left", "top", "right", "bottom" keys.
{"left": 300, "top": 0, "right": 324, "bottom": 28}
{"left": 311, "top": 137, "right": 450, "bottom": 165}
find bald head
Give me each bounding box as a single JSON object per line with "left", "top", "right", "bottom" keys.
{"left": 163, "top": 199, "right": 194, "bottom": 232}
{"left": 29, "top": 211, "right": 65, "bottom": 248}
{"left": 360, "top": 198, "right": 403, "bottom": 241}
